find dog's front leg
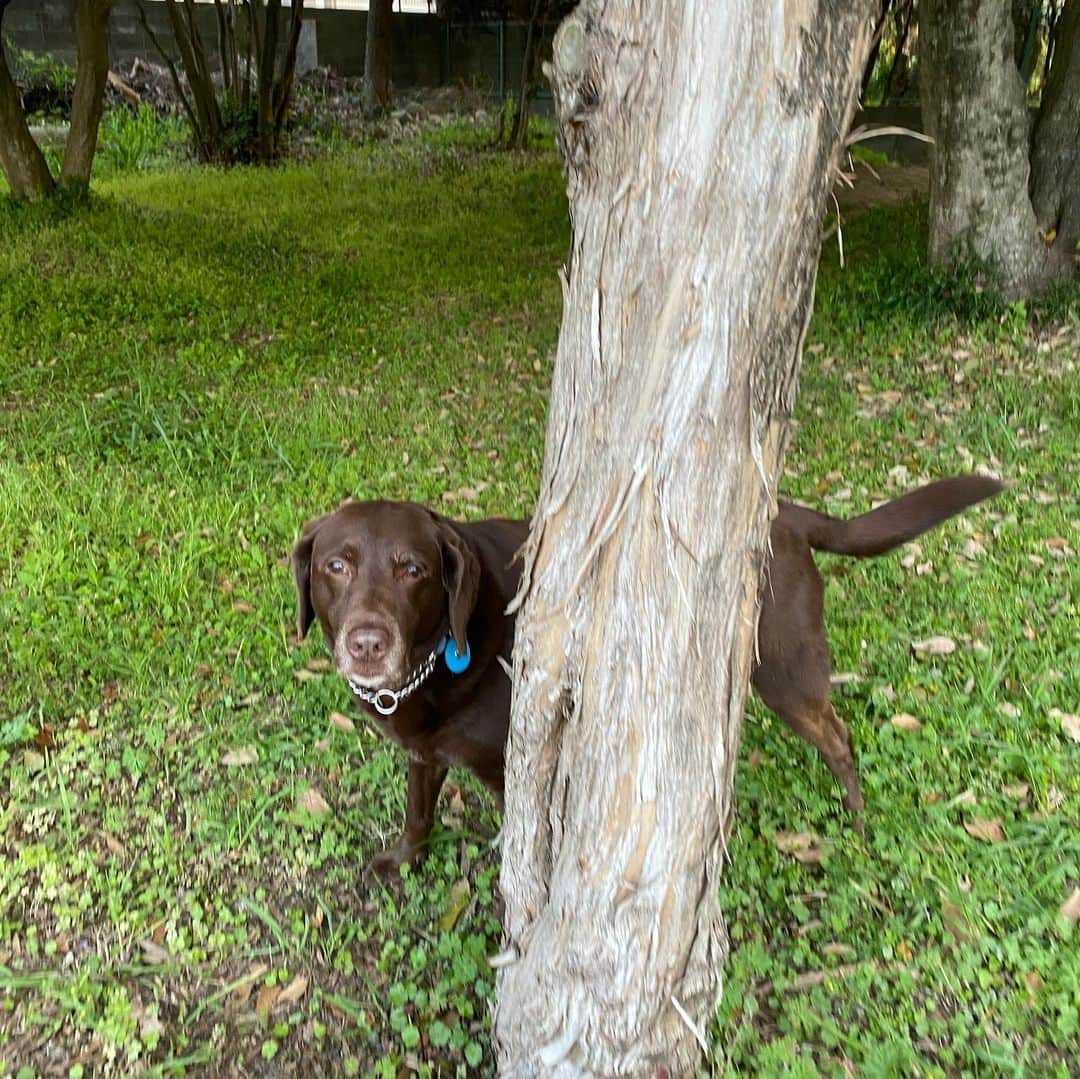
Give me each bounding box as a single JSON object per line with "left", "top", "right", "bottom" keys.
{"left": 366, "top": 758, "right": 448, "bottom": 879}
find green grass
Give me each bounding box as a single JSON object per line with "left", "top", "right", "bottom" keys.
{"left": 1, "top": 133, "right": 1077, "bottom": 1077}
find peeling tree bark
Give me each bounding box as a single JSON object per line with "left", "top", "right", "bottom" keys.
{"left": 61, "top": 0, "right": 114, "bottom": 190}
{"left": 495, "top": 2, "right": 875, "bottom": 1075}
{"left": 921, "top": 0, "right": 1077, "bottom": 296}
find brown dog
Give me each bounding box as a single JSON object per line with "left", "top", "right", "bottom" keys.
{"left": 293, "top": 475, "right": 1002, "bottom": 870}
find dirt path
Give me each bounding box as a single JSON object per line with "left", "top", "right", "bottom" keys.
{"left": 832, "top": 160, "right": 929, "bottom": 214}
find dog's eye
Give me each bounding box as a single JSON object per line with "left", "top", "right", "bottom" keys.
{"left": 327, "top": 558, "right": 347, "bottom": 575}
{"left": 404, "top": 562, "right": 422, "bottom": 579}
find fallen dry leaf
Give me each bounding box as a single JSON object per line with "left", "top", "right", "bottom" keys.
{"left": 139, "top": 939, "right": 171, "bottom": 965}
{"left": 329, "top": 711, "right": 355, "bottom": 733}
{"left": 298, "top": 787, "right": 331, "bottom": 816}
{"left": 438, "top": 879, "right": 472, "bottom": 932}
{"left": 911, "top": 636, "right": 956, "bottom": 658}
{"left": 1059, "top": 887, "right": 1080, "bottom": 926}
{"left": 232, "top": 601, "right": 256, "bottom": 614}
{"left": 135, "top": 1002, "right": 165, "bottom": 1040}
{"left": 1050, "top": 708, "right": 1080, "bottom": 743}
{"left": 940, "top": 897, "right": 973, "bottom": 942}
{"left": 231, "top": 963, "right": 268, "bottom": 1006}
{"left": 255, "top": 984, "right": 280, "bottom": 1016}
{"left": 830, "top": 672, "right": 862, "bottom": 686}
{"left": 961, "top": 538, "right": 986, "bottom": 560}
{"left": 305, "top": 657, "right": 333, "bottom": 672}
{"left": 964, "top": 817, "right": 1006, "bottom": 844}
{"left": 774, "top": 831, "right": 827, "bottom": 863}
{"left": 1003, "top": 782, "right": 1030, "bottom": 804}
{"left": 890, "top": 713, "right": 922, "bottom": 731}
{"left": 277, "top": 975, "right": 309, "bottom": 1006}
{"left": 821, "top": 943, "right": 855, "bottom": 958}
{"left": 998, "top": 702, "right": 1021, "bottom": 718}
{"left": 102, "top": 832, "right": 126, "bottom": 856}
{"left": 221, "top": 745, "right": 259, "bottom": 767}
{"left": 293, "top": 668, "right": 322, "bottom": 682}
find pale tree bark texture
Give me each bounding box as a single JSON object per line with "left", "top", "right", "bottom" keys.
{"left": 921, "top": 0, "right": 1079, "bottom": 296}
{"left": 363, "top": 0, "right": 393, "bottom": 116}
{"left": 495, "top": 2, "right": 875, "bottom": 1075}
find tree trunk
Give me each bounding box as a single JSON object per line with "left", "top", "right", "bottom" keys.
{"left": 271, "top": 0, "right": 305, "bottom": 146}
{"left": 257, "top": 0, "right": 281, "bottom": 160}
{"left": 60, "top": 0, "right": 114, "bottom": 190}
{"left": 921, "top": 0, "right": 1053, "bottom": 296}
{"left": 363, "top": 0, "right": 393, "bottom": 117}
{"left": 0, "top": 1, "right": 57, "bottom": 199}
{"left": 883, "top": 0, "right": 915, "bottom": 101}
{"left": 495, "top": 2, "right": 875, "bottom": 1074}
{"left": 1030, "top": 0, "right": 1080, "bottom": 264}
{"left": 507, "top": 0, "right": 547, "bottom": 149}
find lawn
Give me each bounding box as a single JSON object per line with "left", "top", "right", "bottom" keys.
{"left": 0, "top": 129, "right": 1077, "bottom": 1077}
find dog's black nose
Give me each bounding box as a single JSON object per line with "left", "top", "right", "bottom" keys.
{"left": 346, "top": 624, "right": 390, "bottom": 663}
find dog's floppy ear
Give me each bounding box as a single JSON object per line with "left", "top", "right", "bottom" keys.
{"left": 436, "top": 518, "right": 480, "bottom": 653}
{"left": 291, "top": 513, "right": 328, "bottom": 639}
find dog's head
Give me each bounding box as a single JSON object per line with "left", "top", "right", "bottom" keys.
{"left": 291, "top": 500, "right": 480, "bottom": 693}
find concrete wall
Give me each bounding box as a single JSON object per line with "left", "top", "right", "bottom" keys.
{"left": 2, "top": 0, "right": 539, "bottom": 97}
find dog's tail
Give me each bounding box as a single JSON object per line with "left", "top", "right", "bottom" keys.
{"left": 787, "top": 475, "right": 1005, "bottom": 557}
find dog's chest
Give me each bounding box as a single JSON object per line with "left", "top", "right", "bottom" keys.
{"left": 361, "top": 703, "right": 471, "bottom": 771}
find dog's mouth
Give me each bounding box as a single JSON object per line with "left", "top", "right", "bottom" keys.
{"left": 333, "top": 626, "right": 408, "bottom": 694}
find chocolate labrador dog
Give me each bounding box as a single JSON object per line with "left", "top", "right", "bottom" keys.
{"left": 293, "top": 475, "right": 1002, "bottom": 872}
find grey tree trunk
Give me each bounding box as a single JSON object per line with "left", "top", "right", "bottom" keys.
{"left": 1030, "top": 0, "right": 1080, "bottom": 263}
{"left": 0, "top": 0, "right": 56, "bottom": 199}
{"left": 494, "top": 1, "right": 875, "bottom": 1074}
{"left": 61, "top": 0, "right": 114, "bottom": 189}
{"left": 363, "top": 0, "right": 393, "bottom": 116}
{"left": 921, "top": 0, "right": 1056, "bottom": 296}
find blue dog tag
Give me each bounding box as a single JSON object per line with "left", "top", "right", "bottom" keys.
{"left": 444, "top": 638, "right": 471, "bottom": 674}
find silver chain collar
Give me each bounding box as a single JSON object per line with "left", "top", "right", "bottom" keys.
{"left": 347, "top": 641, "right": 442, "bottom": 717}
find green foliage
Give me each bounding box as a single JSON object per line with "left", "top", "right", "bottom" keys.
{"left": 96, "top": 106, "right": 189, "bottom": 175}
{"left": 3, "top": 40, "right": 76, "bottom": 121}
{"left": 0, "top": 133, "right": 1077, "bottom": 1075}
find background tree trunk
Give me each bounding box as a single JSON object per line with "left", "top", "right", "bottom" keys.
{"left": 0, "top": 0, "right": 56, "bottom": 199}
{"left": 60, "top": 0, "right": 114, "bottom": 189}
{"left": 363, "top": 0, "right": 393, "bottom": 116}
{"left": 495, "top": 2, "right": 875, "bottom": 1074}
{"left": 506, "top": 0, "right": 547, "bottom": 148}
{"left": 257, "top": 0, "right": 281, "bottom": 159}
{"left": 921, "top": 0, "right": 1051, "bottom": 295}
{"left": 1029, "top": 0, "right": 1080, "bottom": 263}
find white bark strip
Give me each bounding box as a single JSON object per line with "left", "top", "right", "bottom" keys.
{"left": 496, "top": 2, "right": 874, "bottom": 1075}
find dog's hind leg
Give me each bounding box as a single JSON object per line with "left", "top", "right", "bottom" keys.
{"left": 752, "top": 663, "right": 864, "bottom": 817}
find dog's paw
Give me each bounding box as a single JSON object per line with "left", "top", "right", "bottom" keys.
{"left": 363, "top": 836, "right": 425, "bottom": 885}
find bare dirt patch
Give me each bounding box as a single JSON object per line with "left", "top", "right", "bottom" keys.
{"left": 832, "top": 160, "right": 929, "bottom": 215}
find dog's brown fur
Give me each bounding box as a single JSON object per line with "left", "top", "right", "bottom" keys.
{"left": 294, "top": 475, "right": 1003, "bottom": 869}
